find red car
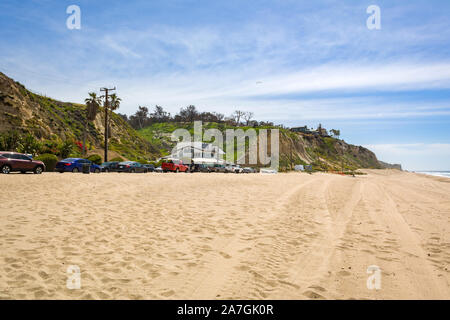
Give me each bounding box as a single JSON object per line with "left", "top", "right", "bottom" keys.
{"left": 0, "top": 152, "right": 46, "bottom": 174}
{"left": 161, "top": 159, "right": 189, "bottom": 173}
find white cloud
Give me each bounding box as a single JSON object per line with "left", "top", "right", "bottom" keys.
{"left": 5, "top": 60, "right": 450, "bottom": 124}
{"left": 101, "top": 36, "right": 142, "bottom": 59}
{"left": 89, "top": 61, "right": 450, "bottom": 120}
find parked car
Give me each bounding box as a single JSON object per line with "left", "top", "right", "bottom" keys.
{"left": 0, "top": 152, "right": 45, "bottom": 174}
{"left": 212, "top": 164, "right": 227, "bottom": 173}
{"left": 55, "top": 158, "right": 101, "bottom": 173}
{"left": 191, "top": 163, "right": 212, "bottom": 173}
{"left": 116, "top": 161, "right": 148, "bottom": 173}
{"left": 100, "top": 161, "right": 120, "bottom": 172}
{"left": 260, "top": 168, "right": 278, "bottom": 174}
{"left": 161, "top": 159, "right": 189, "bottom": 173}
{"left": 224, "top": 164, "right": 234, "bottom": 173}
{"left": 232, "top": 165, "right": 244, "bottom": 174}
{"left": 154, "top": 166, "right": 163, "bottom": 173}
{"left": 143, "top": 164, "right": 155, "bottom": 172}
{"left": 242, "top": 167, "right": 256, "bottom": 173}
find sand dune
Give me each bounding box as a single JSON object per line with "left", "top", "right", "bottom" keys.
{"left": 0, "top": 170, "right": 449, "bottom": 299}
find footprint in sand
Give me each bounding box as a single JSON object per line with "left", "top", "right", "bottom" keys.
{"left": 185, "top": 262, "right": 197, "bottom": 268}
{"left": 16, "top": 273, "right": 36, "bottom": 281}
{"left": 235, "top": 265, "right": 251, "bottom": 272}
{"left": 160, "top": 290, "right": 175, "bottom": 297}
{"left": 4, "top": 257, "right": 19, "bottom": 263}
{"left": 96, "top": 291, "right": 110, "bottom": 299}
{"left": 219, "top": 252, "right": 232, "bottom": 259}
{"left": 34, "top": 289, "right": 47, "bottom": 299}
{"left": 303, "top": 290, "right": 325, "bottom": 299}
{"left": 429, "top": 248, "right": 442, "bottom": 254}
{"left": 337, "top": 270, "right": 351, "bottom": 277}
{"left": 278, "top": 280, "right": 300, "bottom": 289}
{"left": 308, "top": 285, "right": 326, "bottom": 292}
{"left": 38, "top": 271, "right": 50, "bottom": 280}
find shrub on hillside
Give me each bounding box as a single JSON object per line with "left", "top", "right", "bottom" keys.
{"left": 58, "top": 140, "right": 74, "bottom": 158}
{"left": 41, "top": 139, "right": 59, "bottom": 155}
{"left": 18, "top": 133, "right": 42, "bottom": 156}
{"left": 86, "top": 154, "right": 102, "bottom": 165}
{"left": 0, "top": 131, "right": 21, "bottom": 151}
{"left": 110, "top": 156, "right": 124, "bottom": 162}
{"left": 35, "top": 153, "right": 58, "bottom": 172}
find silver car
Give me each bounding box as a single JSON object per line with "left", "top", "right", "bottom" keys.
{"left": 232, "top": 165, "right": 244, "bottom": 173}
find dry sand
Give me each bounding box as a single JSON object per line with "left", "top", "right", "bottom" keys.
{"left": 0, "top": 169, "right": 449, "bottom": 300}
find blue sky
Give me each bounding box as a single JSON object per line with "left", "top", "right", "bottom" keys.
{"left": 1, "top": 0, "right": 450, "bottom": 170}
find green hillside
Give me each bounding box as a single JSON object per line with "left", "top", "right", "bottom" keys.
{"left": 0, "top": 71, "right": 159, "bottom": 161}
{"left": 137, "top": 122, "right": 382, "bottom": 171}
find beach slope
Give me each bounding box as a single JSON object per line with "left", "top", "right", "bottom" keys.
{"left": 0, "top": 170, "right": 449, "bottom": 299}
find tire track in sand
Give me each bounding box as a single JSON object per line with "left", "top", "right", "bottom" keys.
{"left": 187, "top": 178, "right": 317, "bottom": 299}
{"left": 369, "top": 182, "right": 450, "bottom": 299}
{"left": 211, "top": 175, "right": 363, "bottom": 299}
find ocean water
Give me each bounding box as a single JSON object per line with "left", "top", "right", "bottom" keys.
{"left": 416, "top": 171, "right": 450, "bottom": 178}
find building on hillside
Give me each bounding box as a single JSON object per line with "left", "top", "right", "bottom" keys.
{"left": 170, "top": 141, "right": 225, "bottom": 163}
{"left": 290, "top": 124, "right": 330, "bottom": 136}
{"left": 317, "top": 124, "right": 330, "bottom": 137}
{"left": 290, "top": 126, "right": 313, "bottom": 134}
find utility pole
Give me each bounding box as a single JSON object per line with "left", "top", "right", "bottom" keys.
{"left": 100, "top": 87, "right": 116, "bottom": 162}
{"left": 83, "top": 115, "right": 88, "bottom": 157}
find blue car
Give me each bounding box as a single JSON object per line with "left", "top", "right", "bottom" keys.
{"left": 55, "top": 158, "right": 102, "bottom": 173}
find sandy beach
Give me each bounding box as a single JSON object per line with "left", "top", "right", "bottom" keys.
{"left": 0, "top": 170, "right": 449, "bottom": 300}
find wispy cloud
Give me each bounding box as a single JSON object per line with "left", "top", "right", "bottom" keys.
{"left": 101, "top": 36, "right": 142, "bottom": 59}
{"left": 85, "top": 61, "right": 450, "bottom": 120}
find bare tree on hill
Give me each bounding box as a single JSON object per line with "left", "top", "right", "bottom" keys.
{"left": 151, "top": 105, "right": 171, "bottom": 123}
{"left": 243, "top": 111, "right": 254, "bottom": 126}
{"left": 132, "top": 106, "right": 149, "bottom": 129}
{"left": 177, "top": 105, "right": 199, "bottom": 122}
{"left": 232, "top": 110, "right": 245, "bottom": 126}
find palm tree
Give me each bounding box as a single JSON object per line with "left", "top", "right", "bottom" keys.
{"left": 83, "top": 92, "right": 101, "bottom": 156}
{"left": 109, "top": 94, "right": 121, "bottom": 114}
{"left": 85, "top": 92, "right": 101, "bottom": 117}
{"left": 107, "top": 94, "right": 121, "bottom": 138}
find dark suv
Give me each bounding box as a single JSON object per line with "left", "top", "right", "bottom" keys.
{"left": 116, "top": 161, "right": 148, "bottom": 173}
{"left": 100, "top": 161, "right": 120, "bottom": 172}
{"left": 0, "top": 152, "right": 46, "bottom": 174}
{"left": 191, "top": 163, "right": 212, "bottom": 173}
{"left": 143, "top": 164, "right": 155, "bottom": 172}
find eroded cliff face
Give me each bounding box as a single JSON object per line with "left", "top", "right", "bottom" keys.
{"left": 0, "top": 72, "right": 158, "bottom": 159}
{"left": 277, "top": 131, "right": 382, "bottom": 171}
{"left": 378, "top": 161, "right": 402, "bottom": 170}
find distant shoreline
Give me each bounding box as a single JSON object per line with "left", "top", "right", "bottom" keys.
{"left": 415, "top": 171, "right": 450, "bottom": 179}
